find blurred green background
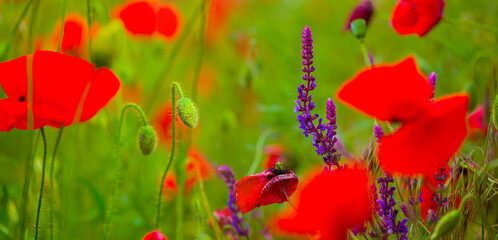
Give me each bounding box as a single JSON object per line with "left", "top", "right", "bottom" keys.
{"left": 0, "top": 0, "right": 496, "bottom": 239}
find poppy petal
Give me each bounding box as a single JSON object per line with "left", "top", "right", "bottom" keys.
{"left": 143, "top": 230, "right": 168, "bottom": 240}
{"left": 80, "top": 68, "right": 120, "bottom": 122}
{"left": 119, "top": 1, "right": 156, "bottom": 35}
{"left": 392, "top": 0, "right": 444, "bottom": 37}
{"left": 337, "top": 57, "right": 432, "bottom": 122}
{"left": 156, "top": 5, "right": 179, "bottom": 38}
{"left": 378, "top": 94, "right": 468, "bottom": 176}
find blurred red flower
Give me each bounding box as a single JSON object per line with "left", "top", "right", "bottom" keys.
{"left": 235, "top": 164, "right": 298, "bottom": 214}
{"left": 391, "top": 0, "right": 444, "bottom": 37}
{"left": 270, "top": 166, "right": 374, "bottom": 240}
{"left": 52, "top": 14, "right": 87, "bottom": 56}
{"left": 262, "top": 144, "right": 286, "bottom": 169}
{"left": 0, "top": 51, "right": 120, "bottom": 131}
{"left": 468, "top": 105, "right": 487, "bottom": 138}
{"left": 337, "top": 57, "right": 432, "bottom": 122}
{"left": 154, "top": 103, "right": 188, "bottom": 144}
{"left": 143, "top": 230, "right": 168, "bottom": 240}
{"left": 115, "top": 0, "right": 181, "bottom": 39}
{"left": 378, "top": 95, "right": 468, "bottom": 176}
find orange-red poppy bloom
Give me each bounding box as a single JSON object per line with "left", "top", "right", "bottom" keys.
{"left": 115, "top": 0, "right": 181, "bottom": 39}
{"left": 468, "top": 105, "right": 487, "bottom": 138}
{"left": 0, "top": 51, "right": 120, "bottom": 131}
{"left": 337, "top": 57, "right": 432, "bottom": 123}
{"left": 235, "top": 164, "right": 298, "bottom": 214}
{"left": 143, "top": 230, "right": 168, "bottom": 240}
{"left": 52, "top": 15, "right": 87, "bottom": 56}
{"left": 270, "top": 166, "right": 374, "bottom": 240}
{"left": 378, "top": 95, "right": 468, "bottom": 176}
{"left": 391, "top": 0, "right": 444, "bottom": 37}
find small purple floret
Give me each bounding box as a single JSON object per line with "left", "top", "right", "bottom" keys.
{"left": 428, "top": 71, "right": 437, "bottom": 100}
{"left": 218, "top": 165, "right": 248, "bottom": 237}
{"left": 374, "top": 124, "right": 384, "bottom": 142}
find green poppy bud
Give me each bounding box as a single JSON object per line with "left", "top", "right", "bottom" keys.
{"left": 177, "top": 97, "right": 198, "bottom": 128}
{"left": 492, "top": 95, "right": 498, "bottom": 130}
{"left": 137, "top": 125, "right": 157, "bottom": 156}
{"left": 430, "top": 210, "right": 460, "bottom": 240}
{"left": 351, "top": 19, "right": 367, "bottom": 40}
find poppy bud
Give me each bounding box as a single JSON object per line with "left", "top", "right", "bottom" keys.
{"left": 463, "top": 82, "right": 477, "bottom": 111}
{"left": 350, "top": 19, "right": 367, "bottom": 40}
{"left": 177, "top": 97, "right": 198, "bottom": 128}
{"left": 492, "top": 95, "right": 498, "bottom": 130}
{"left": 344, "top": 0, "right": 373, "bottom": 31}
{"left": 138, "top": 125, "right": 157, "bottom": 156}
{"left": 430, "top": 210, "right": 460, "bottom": 240}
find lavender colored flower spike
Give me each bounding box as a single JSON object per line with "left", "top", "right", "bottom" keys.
{"left": 374, "top": 124, "right": 384, "bottom": 142}
{"left": 217, "top": 165, "right": 248, "bottom": 237}
{"left": 344, "top": 0, "right": 374, "bottom": 30}
{"left": 295, "top": 26, "right": 341, "bottom": 169}
{"left": 428, "top": 71, "right": 437, "bottom": 100}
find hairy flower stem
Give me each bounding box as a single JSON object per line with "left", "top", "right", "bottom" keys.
{"left": 155, "top": 83, "right": 182, "bottom": 229}
{"left": 103, "top": 103, "right": 148, "bottom": 240}
{"left": 146, "top": 0, "right": 204, "bottom": 114}
{"left": 50, "top": 125, "right": 64, "bottom": 240}
{"left": 34, "top": 127, "right": 48, "bottom": 240}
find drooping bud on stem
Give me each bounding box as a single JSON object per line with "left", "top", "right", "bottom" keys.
{"left": 177, "top": 97, "right": 199, "bottom": 128}
{"left": 138, "top": 125, "right": 157, "bottom": 155}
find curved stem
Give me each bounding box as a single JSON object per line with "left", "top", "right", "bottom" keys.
{"left": 145, "top": 0, "right": 204, "bottom": 113}
{"left": 443, "top": 17, "right": 498, "bottom": 34}
{"left": 35, "top": 127, "right": 48, "bottom": 240}
{"left": 247, "top": 129, "right": 275, "bottom": 176}
{"left": 56, "top": 0, "right": 67, "bottom": 52}
{"left": 50, "top": 125, "right": 64, "bottom": 240}
{"left": 103, "top": 103, "right": 148, "bottom": 240}
{"left": 0, "top": 0, "right": 36, "bottom": 61}
{"left": 155, "top": 83, "right": 180, "bottom": 229}
{"left": 359, "top": 40, "right": 372, "bottom": 67}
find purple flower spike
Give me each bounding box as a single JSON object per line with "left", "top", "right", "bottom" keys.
{"left": 374, "top": 124, "right": 384, "bottom": 142}
{"left": 296, "top": 26, "right": 341, "bottom": 169}
{"left": 218, "top": 165, "right": 248, "bottom": 237}
{"left": 344, "top": 0, "right": 374, "bottom": 30}
{"left": 428, "top": 71, "right": 437, "bottom": 100}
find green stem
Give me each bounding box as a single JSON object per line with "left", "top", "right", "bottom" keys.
{"left": 155, "top": 83, "right": 181, "bottom": 229}
{"left": 145, "top": 0, "right": 204, "bottom": 113}
{"left": 0, "top": 0, "right": 36, "bottom": 61}
{"left": 247, "top": 129, "right": 275, "bottom": 175}
{"left": 35, "top": 127, "right": 48, "bottom": 240}
{"left": 359, "top": 40, "right": 372, "bottom": 67}
{"left": 18, "top": 132, "right": 40, "bottom": 240}
{"left": 50, "top": 125, "right": 64, "bottom": 240}
{"left": 443, "top": 17, "right": 498, "bottom": 34}
{"left": 103, "top": 103, "right": 148, "bottom": 240}
{"left": 56, "top": 0, "right": 67, "bottom": 52}
{"left": 86, "top": 0, "right": 94, "bottom": 62}
{"left": 28, "top": 0, "right": 41, "bottom": 54}
{"left": 190, "top": 0, "right": 210, "bottom": 102}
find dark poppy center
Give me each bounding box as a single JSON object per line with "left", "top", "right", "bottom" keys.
{"left": 18, "top": 96, "right": 26, "bottom": 102}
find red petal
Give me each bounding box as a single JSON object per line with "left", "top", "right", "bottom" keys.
{"left": 156, "top": 4, "right": 180, "bottom": 38}
{"left": 119, "top": 1, "right": 156, "bottom": 35}
{"left": 420, "top": 182, "right": 438, "bottom": 219}
{"left": 61, "top": 16, "right": 85, "bottom": 55}
{"left": 337, "top": 57, "right": 432, "bottom": 122}
{"left": 235, "top": 170, "right": 298, "bottom": 214}
{"left": 143, "top": 230, "right": 168, "bottom": 240}
{"left": 271, "top": 166, "right": 373, "bottom": 240}
{"left": 391, "top": 0, "right": 444, "bottom": 37}
{"left": 80, "top": 68, "right": 120, "bottom": 122}
{"left": 378, "top": 94, "right": 468, "bottom": 176}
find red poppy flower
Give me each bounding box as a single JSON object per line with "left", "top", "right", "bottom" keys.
{"left": 143, "top": 230, "right": 168, "bottom": 240}
{"left": 0, "top": 51, "right": 120, "bottom": 131}
{"left": 378, "top": 94, "right": 468, "bottom": 177}
{"left": 213, "top": 208, "right": 239, "bottom": 239}
{"left": 468, "top": 105, "right": 487, "bottom": 138}
{"left": 337, "top": 57, "right": 432, "bottom": 123}
{"left": 235, "top": 164, "right": 298, "bottom": 214}
{"left": 118, "top": 1, "right": 156, "bottom": 35}
{"left": 270, "top": 166, "right": 374, "bottom": 240}
{"left": 391, "top": 0, "right": 445, "bottom": 37}
{"left": 206, "top": 0, "right": 236, "bottom": 41}
{"left": 116, "top": 0, "right": 180, "bottom": 39}
{"left": 52, "top": 15, "right": 87, "bottom": 56}
{"left": 263, "top": 144, "right": 287, "bottom": 169}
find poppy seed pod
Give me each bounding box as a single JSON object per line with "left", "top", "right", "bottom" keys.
{"left": 138, "top": 125, "right": 157, "bottom": 156}
{"left": 351, "top": 19, "right": 367, "bottom": 40}
{"left": 430, "top": 210, "right": 460, "bottom": 240}
{"left": 177, "top": 97, "right": 198, "bottom": 128}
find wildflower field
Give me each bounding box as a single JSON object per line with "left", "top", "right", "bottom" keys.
{"left": 0, "top": 0, "right": 497, "bottom": 239}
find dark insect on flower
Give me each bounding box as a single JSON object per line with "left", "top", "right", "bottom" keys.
{"left": 143, "top": 230, "right": 168, "bottom": 240}
{"left": 0, "top": 51, "right": 120, "bottom": 131}
{"left": 235, "top": 162, "right": 298, "bottom": 214}
{"left": 391, "top": 0, "right": 445, "bottom": 37}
